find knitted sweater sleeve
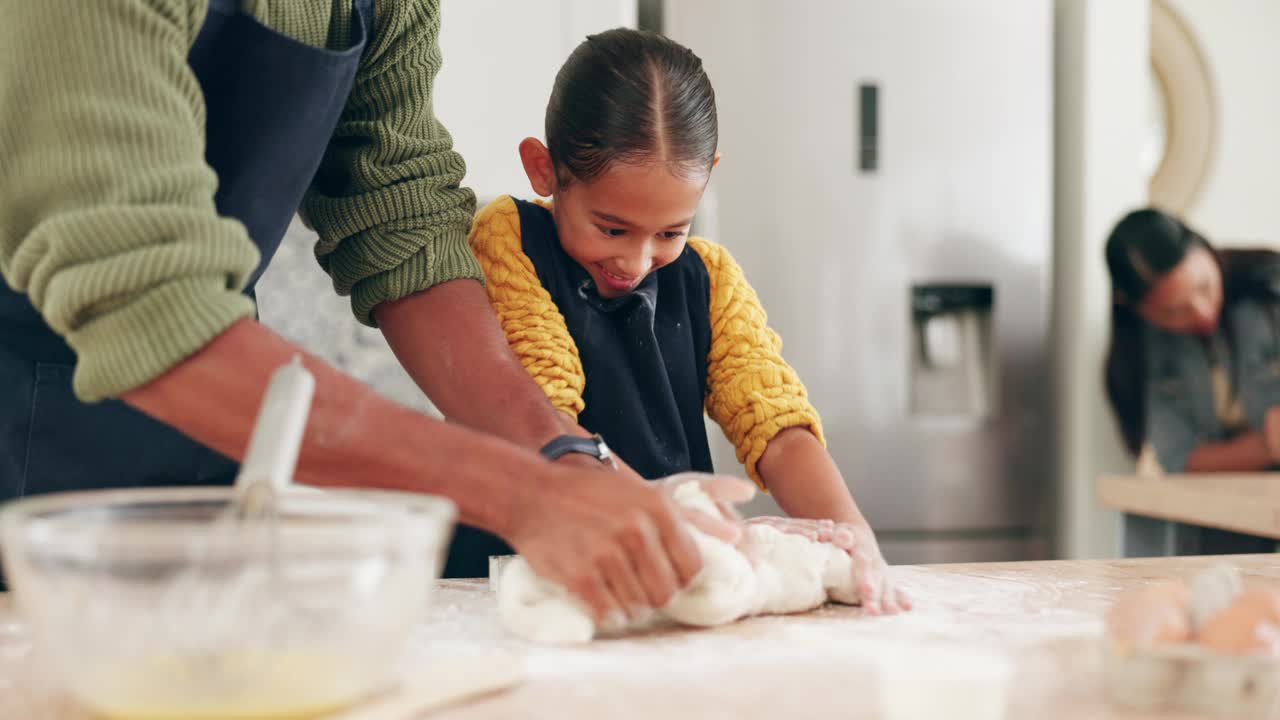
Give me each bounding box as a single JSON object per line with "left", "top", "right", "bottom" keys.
{"left": 302, "top": 0, "right": 483, "bottom": 326}
{"left": 0, "top": 0, "right": 482, "bottom": 400}
{"left": 688, "top": 237, "right": 826, "bottom": 488}
{"left": 0, "top": 0, "right": 258, "bottom": 402}
{"left": 468, "top": 197, "right": 585, "bottom": 418}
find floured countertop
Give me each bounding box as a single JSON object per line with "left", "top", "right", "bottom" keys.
{"left": 4, "top": 555, "right": 1280, "bottom": 719}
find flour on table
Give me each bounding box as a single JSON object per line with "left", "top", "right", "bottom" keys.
{"left": 497, "top": 483, "right": 860, "bottom": 644}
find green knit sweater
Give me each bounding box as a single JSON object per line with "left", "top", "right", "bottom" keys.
{"left": 0, "top": 0, "right": 482, "bottom": 401}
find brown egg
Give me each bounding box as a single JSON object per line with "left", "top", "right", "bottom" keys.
{"left": 1106, "top": 581, "right": 1193, "bottom": 647}
{"left": 1197, "top": 589, "right": 1280, "bottom": 656}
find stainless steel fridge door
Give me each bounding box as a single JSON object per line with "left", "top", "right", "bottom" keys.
{"left": 670, "top": 0, "right": 1053, "bottom": 535}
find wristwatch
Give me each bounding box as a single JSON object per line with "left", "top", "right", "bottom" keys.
{"left": 539, "top": 434, "right": 618, "bottom": 469}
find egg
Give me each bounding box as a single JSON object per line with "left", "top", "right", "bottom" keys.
{"left": 1106, "top": 581, "right": 1193, "bottom": 647}
{"left": 1197, "top": 589, "right": 1280, "bottom": 657}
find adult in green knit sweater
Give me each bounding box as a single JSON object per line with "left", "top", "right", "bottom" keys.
{"left": 0, "top": 0, "right": 752, "bottom": 621}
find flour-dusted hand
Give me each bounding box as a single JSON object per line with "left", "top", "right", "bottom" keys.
{"left": 830, "top": 521, "right": 911, "bottom": 616}
{"left": 744, "top": 517, "right": 911, "bottom": 616}
{"left": 503, "top": 468, "right": 756, "bottom": 626}
{"left": 505, "top": 465, "right": 698, "bottom": 624}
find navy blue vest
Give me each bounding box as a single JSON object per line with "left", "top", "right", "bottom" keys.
{"left": 514, "top": 199, "right": 716, "bottom": 479}
{"left": 443, "top": 200, "right": 716, "bottom": 577}
{"left": 0, "top": 0, "right": 373, "bottom": 502}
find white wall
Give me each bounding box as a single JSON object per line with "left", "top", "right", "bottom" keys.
{"left": 1052, "top": 0, "right": 1150, "bottom": 559}
{"left": 1163, "top": 0, "right": 1280, "bottom": 247}
{"left": 670, "top": 0, "right": 1054, "bottom": 566}
{"left": 433, "top": 1, "right": 636, "bottom": 203}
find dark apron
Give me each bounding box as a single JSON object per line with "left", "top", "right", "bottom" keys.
{"left": 441, "top": 198, "right": 717, "bottom": 578}
{"left": 0, "top": 0, "right": 372, "bottom": 503}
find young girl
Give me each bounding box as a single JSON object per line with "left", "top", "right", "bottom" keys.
{"left": 469, "top": 28, "right": 907, "bottom": 613}
{"left": 1105, "top": 208, "right": 1280, "bottom": 552}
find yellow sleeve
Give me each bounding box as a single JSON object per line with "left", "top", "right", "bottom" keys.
{"left": 689, "top": 238, "right": 826, "bottom": 488}
{"left": 468, "top": 197, "right": 585, "bottom": 419}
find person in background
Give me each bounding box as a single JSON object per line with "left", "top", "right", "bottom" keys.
{"left": 466, "top": 28, "right": 909, "bottom": 614}
{"left": 0, "top": 0, "right": 753, "bottom": 618}
{"left": 1105, "top": 208, "right": 1280, "bottom": 552}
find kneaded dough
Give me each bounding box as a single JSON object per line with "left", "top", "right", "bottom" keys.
{"left": 497, "top": 483, "right": 860, "bottom": 644}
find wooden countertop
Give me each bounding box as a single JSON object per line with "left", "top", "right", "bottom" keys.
{"left": 1098, "top": 473, "right": 1280, "bottom": 539}
{"left": 4, "top": 555, "right": 1280, "bottom": 719}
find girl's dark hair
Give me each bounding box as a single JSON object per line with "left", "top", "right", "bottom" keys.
{"left": 1104, "top": 208, "right": 1280, "bottom": 455}
{"left": 545, "top": 28, "right": 718, "bottom": 184}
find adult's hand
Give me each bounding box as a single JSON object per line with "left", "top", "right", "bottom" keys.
{"left": 505, "top": 468, "right": 754, "bottom": 624}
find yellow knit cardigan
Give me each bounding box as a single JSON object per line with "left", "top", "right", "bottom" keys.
{"left": 469, "top": 196, "right": 824, "bottom": 487}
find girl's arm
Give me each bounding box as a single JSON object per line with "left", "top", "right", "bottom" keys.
{"left": 690, "top": 238, "right": 908, "bottom": 614}
{"left": 689, "top": 237, "right": 824, "bottom": 486}
{"left": 755, "top": 417, "right": 910, "bottom": 615}
{"left": 757, "top": 427, "right": 864, "bottom": 525}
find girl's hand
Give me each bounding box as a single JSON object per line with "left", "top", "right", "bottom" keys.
{"left": 743, "top": 517, "right": 912, "bottom": 616}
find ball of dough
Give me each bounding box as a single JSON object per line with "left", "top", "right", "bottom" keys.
{"left": 1106, "top": 582, "right": 1193, "bottom": 647}
{"left": 1197, "top": 589, "right": 1280, "bottom": 656}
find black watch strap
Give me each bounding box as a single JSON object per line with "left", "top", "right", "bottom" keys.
{"left": 539, "top": 434, "right": 617, "bottom": 468}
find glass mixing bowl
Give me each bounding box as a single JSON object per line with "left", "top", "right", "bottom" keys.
{"left": 0, "top": 486, "right": 456, "bottom": 720}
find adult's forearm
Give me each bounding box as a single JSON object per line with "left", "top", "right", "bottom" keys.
{"left": 123, "top": 317, "right": 543, "bottom": 535}
{"left": 375, "top": 279, "right": 573, "bottom": 449}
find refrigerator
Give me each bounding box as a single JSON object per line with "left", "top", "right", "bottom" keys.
{"left": 665, "top": 0, "right": 1054, "bottom": 563}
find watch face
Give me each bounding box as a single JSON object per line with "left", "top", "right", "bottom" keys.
{"left": 591, "top": 436, "right": 617, "bottom": 469}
